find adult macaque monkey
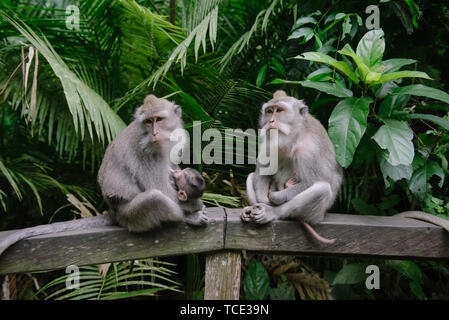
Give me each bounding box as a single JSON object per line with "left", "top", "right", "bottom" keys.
{"left": 241, "top": 90, "right": 449, "bottom": 242}
{"left": 97, "top": 94, "right": 205, "bottom": 232}
{"left": 241, "top": 90, "right": 343, "bottom": 244}
{"left": 0, "top": 95, "right": 208, "bottom": 256}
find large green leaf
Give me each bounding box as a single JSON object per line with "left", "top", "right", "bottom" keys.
{"left": 356, "top": 29, "right": 385, "bottom": 67}
{"left": 243, "top": 260, "right": 270, "bottom": 300}
{"left": 292, "top": 16, "right": 317, "bottom": 30}
{"left": 288, "top": 27, "right": 314, "bottom": 41}
{"left": 332, "top": 264, "right": 367, "bottom": 285}
{"left": 338, "top": 44, "right": 370, "bottom": 82}
{"left": 271, "top": 79, "right": 353, "bottom": 98}
{"left": 387, "top": 260, "right": 423, "bottom": 283}
{"left": 380, "top": 158, "right": 413, "bottom": 187}
{"left": 328, "top": 97, "right": 372, "bottom": 168}
{"left": 306, "top": 67, "right": 333, "bottom": 81}
{"left": 382, "top": 58, "right": 416, "bottom": 73}
{"left": 409, "top": 160, "right": 444, "bottom": 198}
{"left": 378, "top": 95, "right": 408, "bottom": 118}
{"left": 298, "top": 80, "right": 353, "bottom": 97}
{"left": 293, "top": 52, "right": 359, "bottom": 83}
{"left": 407, "top": 113, "right": 449, "bottom": 131}
{"left": 372, "top": 120, "right": 414, "bottom": 166}
{"left": 392, "top": 84, "right": 449, "bottom": 105}
{"left": 374, "top": 71, "right": 431, "bottom": 85}
{"left": 269, "top": 281, "right": 295, "bottom": 300}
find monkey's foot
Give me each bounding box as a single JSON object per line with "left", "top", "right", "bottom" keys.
{"left": 245, "top": 203, "right": 277, "bottom": 224}
{"left": 184, "top": 211, "right": 210, "bottom": 227}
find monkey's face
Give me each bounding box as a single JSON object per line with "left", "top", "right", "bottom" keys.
{"left": 172, "top": 168, "right": 206, "bottom": 201}
{"left": 134, "top": 96, "right": 183, "bottom": 147}
{"left": 260, "top": 98, "right": 307, "bottom": 136}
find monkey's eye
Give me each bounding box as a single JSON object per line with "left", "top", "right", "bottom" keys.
{"left": 266, "top": 109, "right": 273, "bottom": 114}
{"left": 276, "top": 108, "right": 283, "bottom": 113}
{"left": 143, "top": 119, "right": 152, "bottom": 125}
{"left": 155, "top": 117, "right": 163, "bottom": 122}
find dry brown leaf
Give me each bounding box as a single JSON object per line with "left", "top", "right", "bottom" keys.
{"left": 98, "top": 263, "right": 111, "bottom": 279}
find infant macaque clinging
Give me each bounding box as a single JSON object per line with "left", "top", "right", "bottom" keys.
{"left": 171, "top": 168, "right": 209, "bottom": 226}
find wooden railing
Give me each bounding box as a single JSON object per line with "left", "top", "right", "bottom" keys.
{"left": 1, "top": 207, "right": 448, "bottom": 299}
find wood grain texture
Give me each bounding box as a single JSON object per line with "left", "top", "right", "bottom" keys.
{"left": 204, "top": 251, "right": 241, "bottom": 300}
{"left": 0, "top": 207, "right": 225, "bottom": 275}
{"left": 1, "top": 207, "right": 449, "bottom": 275}
{"left": 224, "top": 209, "right": 449, "bottom": 259}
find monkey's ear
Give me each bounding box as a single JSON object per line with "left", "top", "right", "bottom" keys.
{"left": 174, "top": 105, "right": 182, "bottom": 117}
{"left": 297, "top": 100, "right": 308, "bottom": 116}
{"left": 133, "top": 106, "right": 144, "bottom": 120}
{"left": 177, "top": 190, "right": 187, "bottom": 201}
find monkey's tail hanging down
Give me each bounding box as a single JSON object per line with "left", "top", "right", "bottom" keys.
{"left": 301, "top": 221, "right": 336, "bottom": 244}
{"left": 396, "top": 211, "right": 449, "bottom": 232}
{"left": 0, "top": 214, "right": 114, "bottom": 256}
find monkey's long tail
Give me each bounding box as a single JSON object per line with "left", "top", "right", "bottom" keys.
{"left": 302, "top": 221, "right": 336, "bottom": 244}
{"left": 0, "top": 214, "right": 114, "bottom": 256}
{"left": 396, "top": 211, "right": 449, "bottom": 232}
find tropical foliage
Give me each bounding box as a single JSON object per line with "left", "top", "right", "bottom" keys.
{"left": 0, "top": 0, "right": 449, "bottom": 300}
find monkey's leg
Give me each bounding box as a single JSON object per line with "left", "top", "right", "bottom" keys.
{"left": 0, "top": 215, "right": 113, "bottom": 255}
{"left": 119, "top": 189, "right": 184, "bottom": 232}
{"left": 248, "top": 182, "right": 332, "bottom": 225}
{"left": 278, "top": 181, "right": 332, "bottom": 223}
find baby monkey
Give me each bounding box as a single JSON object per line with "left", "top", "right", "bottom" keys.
{"left": 171, "top": 168, "right": 209, "bottom": 226}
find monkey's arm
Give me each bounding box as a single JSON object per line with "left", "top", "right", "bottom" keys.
{"left": 268, "top": 182, "right": 309, "bottom": 205}
{"left": 0, "top": 215, "right": 114, "bottom": 256}
{"left": 252, "top": 172, "right": 271, "bottom": 204}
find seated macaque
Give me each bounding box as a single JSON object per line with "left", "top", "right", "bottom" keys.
{"left": 171, "top": 168, "right": 209, "bottom": 226}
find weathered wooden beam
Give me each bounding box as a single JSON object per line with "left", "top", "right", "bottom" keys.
{"left": 204, "top": 251, "right": 242, "bottom": 300}
{"left": 1, "top": 207, "right": 449, "bottom": 275}
{"left": 224, "top": 209, "right": 449, "bottom": 259}
{"left": 0, "top": 207, "right": 225, "bottom": 275}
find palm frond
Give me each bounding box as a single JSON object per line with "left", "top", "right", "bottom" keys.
{"left": 219, "top": 0, "right": 283, "bottom": 71}
{"left": 0, "top": 156, "right": 91, "bottom": 214}
{"left": 32, "top": 259, "right": 181, "bottom": 300}
{"left": 202, "top": 192, "right": 241, "bottom": 208}
{"left": 0, "top": 9, "right": 126, "bottom": 147}
{"left": 114, "top": 0, "right": 223, "bottom": 110}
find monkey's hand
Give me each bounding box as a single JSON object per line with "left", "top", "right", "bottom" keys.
{"left": 248, "top": 203, "right": 277, "bottom": 224}
{"left": 285, "top": 178, "right": 297, "bottom": 188}
{"left": 240, "top": 206, "right": 253, "bottom": 222}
